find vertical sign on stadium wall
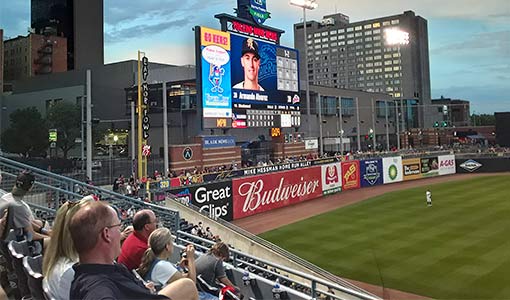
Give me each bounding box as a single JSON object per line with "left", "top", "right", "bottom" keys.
{"left": 200, "top": 27, "right": 232, "bottom": 125}
{"left": 232, "top": 167, "right": 322, "bottom": 219}
{"left": 170, "top": 181, "right": 233, "bottom": 221}
{"left": 321, "top": 163, "right": 342, "bottom": 195}
{"left": 420, "top": 156, "right": 439, "bottom": 177}
{"left": 360, "top": 159, "right": 383, "bottom": 187}
{"left": 438, "top": 155, "right": 456, "bottom": 175}
{"left": 341, "top": 160, "right": 360, "bottom": 190}
{"left": 402, "top": 158, "right": 422, "bottom": 181}
{"left": 382, "top": 156, "right": 403, "bottom": 184}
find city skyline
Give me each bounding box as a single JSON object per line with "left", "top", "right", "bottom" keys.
{"left": 1, "top": 0, "right": 509, "bottom": 114}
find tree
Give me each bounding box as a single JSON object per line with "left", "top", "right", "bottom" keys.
{"left": 1, "top": 107, "right": 48, "bottom": 156}
{"left": 47, "top": 101, "right": 81, "bottom": 158}
{"left": 471, "top": 114, "right": 495, "bottom": 126}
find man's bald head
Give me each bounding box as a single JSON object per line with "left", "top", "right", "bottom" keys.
{"left": 132, "top": 209, "right": 156, "bottom": 232}
{"left": 70, "top": 201, "right": 115, "bottom": 254}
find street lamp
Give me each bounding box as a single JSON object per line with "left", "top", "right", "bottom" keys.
{"left": 384, "top": 28, "right": 409, "bottom": 150}
{"left": 290, "top": 0, "right": 317, "bottom": 136}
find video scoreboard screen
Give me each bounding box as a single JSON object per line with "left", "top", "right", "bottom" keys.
{"left": 198, "top": 26, "right": 300, "bottom": 129}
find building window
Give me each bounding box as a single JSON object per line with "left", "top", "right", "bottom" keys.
{"left": 373, "top": 22, "right": 381, "bottom": 28}
{"left": 341, "top": 97, "right": 355, "bottom": 116}
{"left": 347, "top": 27, "right": 354, "bottom": 32}
{"left": 347, "top": 33, "right": 354, "bottom": 38}
{"left": 383, "top": 21, "right": 391, "bottom": 26}
{"left": 330, "top": 30, "right": 337, "bottom": 35}
{"left": 355, "top": 25, "right": 362, "bottom": 31}
{"left": 321, "top": 31, "right": 329, "bottom": 36}
{"left": 391, "top": 19, "right": 400, "bottom": 25}
{"left": 355, "top": 32, "right": 362, "bottom": 37}
{"left": 321, "top": 96, "right": 337, "bottom": 115}
{"left": 373, "top": 29, "right": 381, "bottom": 34}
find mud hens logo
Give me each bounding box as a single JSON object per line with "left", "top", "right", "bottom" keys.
{"left": 363, "top": 162, "right": 380, "bottom": 185}
{"left": 325, "top": 165, "right": 339, "bottom": 184}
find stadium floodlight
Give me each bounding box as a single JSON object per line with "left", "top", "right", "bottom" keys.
{"left": 384, "top": 28, "right": 410, "bottom": 46}
{"left": 289, "top": 0, "right": 318, "bottom": 10}
{"left": 289, "top": 0, "right": 317, "bottom": 136}
{"left": 384, "top": 28, "right": 409, "bottom": 150}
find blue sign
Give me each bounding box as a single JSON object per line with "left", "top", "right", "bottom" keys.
{"left": 360, "top": 159, "right": 383, "bottom": 187}
{"left": 203, "top": 136, "right": 236, "bottom": 148}
{"left": 249, "top": 0, "right": 270, "bottom": 25}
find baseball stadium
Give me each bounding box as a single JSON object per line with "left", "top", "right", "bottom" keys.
{"left": 1, "top": 152, "right": 509, "bottom": 300}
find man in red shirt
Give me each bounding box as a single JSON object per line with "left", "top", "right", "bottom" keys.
{"left": 118, "top": 209, "right": 158, "bottom": 270}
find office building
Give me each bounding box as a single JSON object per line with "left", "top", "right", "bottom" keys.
{"left": 3, "top": 34, "right": 67, "bottom": 81}
{"left": 0, "top": 29, "right": 3, "bottom": 93}
{"left": 294, "top": 10, "right": 432, "bottom": 129}
{"left": 31, "top": 0, "right": 104, "bottom": 70}
{"left": 431, "top": 96, "right": 470, "bottom": 127}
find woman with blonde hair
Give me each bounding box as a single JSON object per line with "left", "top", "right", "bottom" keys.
{"left": 42, "top": 196, "right": 94, "bottom": 300}
{"left": 138, "top": 227, "right": 196, "bottom": 287}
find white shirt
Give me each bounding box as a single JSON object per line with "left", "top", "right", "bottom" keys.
{"left": 426, "top": 191, "right": 431, "bottom": 201}
{"left": 42, "top": 257, "right": 76, "bottom": 300}
{"left": 149, "top": 260, "right": 178, "bottom": 287}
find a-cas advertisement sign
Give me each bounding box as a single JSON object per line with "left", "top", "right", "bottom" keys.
{"left": 360, "top": 159, "right": 383, "bottom": 187}
{"left": 341, "top": 160, "right": 360, "bottom": 190}
{"left": 382, "top": 156, "right": 403, "bottom": 184}
{"left": 438, "top": 155, "right": 456, "bottom": 175}
{"left": 321, "top": 163, "right": 342, "bottom": 195}
{"left": 232, "top": 167, "right": 322, "bottom": 219}
{"left": 171, "top": 181, "right": 233, "bottom": 221}
{"left": 403, "top": 158, "right": 421, "bottom": 181}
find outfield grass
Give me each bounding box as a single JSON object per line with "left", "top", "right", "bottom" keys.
{"left": 260, "top": 175, "right": 510, "bottom": 299}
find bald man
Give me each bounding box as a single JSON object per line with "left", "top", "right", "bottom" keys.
{"left": 118, "top": 209, "right": 158, "bottom": 270}
{"left": 69, "top": 201, "right": 198, "bottom": 300}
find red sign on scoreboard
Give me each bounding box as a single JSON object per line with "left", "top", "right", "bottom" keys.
{"left": 341, "top": 160, "right": 360, "bottom": 190}
{"left": 232, "top": 167, "right": 323, "bottom": 219}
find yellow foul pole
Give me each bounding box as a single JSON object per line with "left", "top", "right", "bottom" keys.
{"left": 137, "top": 51, "right": 143, "bottom": 180}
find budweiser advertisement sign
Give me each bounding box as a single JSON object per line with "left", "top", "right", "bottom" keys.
{"left": 341, "top": 160, "right": 360, "bottom": 190}
{"left": 232, "top": 167, "right": 322, "bottom": 219}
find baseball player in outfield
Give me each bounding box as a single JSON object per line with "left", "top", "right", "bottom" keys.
{"left": 426, "top": 190, "right": 432, "bottom": 207}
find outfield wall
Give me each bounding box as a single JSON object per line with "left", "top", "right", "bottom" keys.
{"left": 168, "top": 154, "right": 459, "bottom": 221}
{"left": 455, "top": 157, "right": 510, "bottom": 173}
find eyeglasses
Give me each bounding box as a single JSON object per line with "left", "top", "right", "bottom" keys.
{"left": 106, "top": 223, "right": 122, "bottom": 230}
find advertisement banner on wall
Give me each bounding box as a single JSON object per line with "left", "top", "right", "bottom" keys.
{"left": 360, "top": 159, "right": 383, "bottom": 187}
{"left": 438, "top": 155, "right": 456, "bottom": 175}
{"left": 232, "top": 167, "right": 322, "bottom": 219}
{"left": 420, "top": 156, "right": 439, "bottom": 177}
{"left": 170, "top": 181, "right": 233, "bottom": 221}
{"left": 341, "top": 160, "right": 360, "bottom": 190}
{"left": 403, "top": 158, "right": 422, "bottom": 181}
{"left": 200, "top": 27, "right": 232, "bottom": 122}
{"left": 321, "top": 163, "right": 342, "bottom": 195}
{"left": 382, "top": 156, "right": 403, "bottom": 184}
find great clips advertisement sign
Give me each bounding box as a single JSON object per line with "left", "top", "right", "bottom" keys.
{"left": 232, "top": 167, "right": 322, "bottom": 219}
{"left": 171, "top": 181, "right": 233, "bottom": 221}
{"left": 341, "top": 160, "right": 360, "bottom": 190}
{"left": 360, "top": 159, "right": 383, "bottom": 187}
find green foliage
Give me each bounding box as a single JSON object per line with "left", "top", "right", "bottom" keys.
{"left": 471, "top": 114, "right": 495, "bottom": 126}
{"left": 261, "top": 175, "right": 510, "bottom": 299}
{"left": 46, "top": 101, "right": 81, "bottom": 158}
{"left": 1, "top": 107, "right": 48, "bottom": 156}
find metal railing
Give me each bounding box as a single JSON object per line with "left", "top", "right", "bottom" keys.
{"left": 0, "top": 156, "right": 180, "bottom": 232}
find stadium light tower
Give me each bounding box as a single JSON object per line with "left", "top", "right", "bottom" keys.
{"left": 290, "top": 0, "right": 317, "bottom": 137}
{"left": 384, "top": 28, "right": 409, "bottom": 150}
